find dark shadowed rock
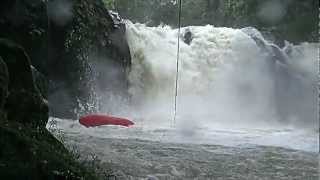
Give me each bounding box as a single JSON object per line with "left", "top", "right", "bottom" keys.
{"left": 0, "top": 0, "right": 132, "bottom": 119}
{"left": 48, "top": 0, "right": 131, "bottom": 118}
{"left": 0, "top": 0, "right": 112, "bottom": 179}
{"left": 0, "top": 39, "right": 48, "bottom": 127}
{"left": 0, "top": 56, "right": 8, "bottom": 112}
{"left": 31, "top": 65, "right": 48, "bottom": 99}
{"left": 0, "top": 0, "right": 48, "bottom": 75}
{"left": 183, "top": 29, "right": 193, "bottom": 45}
{"left": 0, "top": 121, "right": 98, "bottom": 180}
{"left": 0, "top": 38, "right": 98, "bottom": 180}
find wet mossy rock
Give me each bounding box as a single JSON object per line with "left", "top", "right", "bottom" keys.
{"left": 0, "top": 39, "right": 98, "bottom": 179}
{"left": 0, "top": 56, "right": 8, "bottom": 113}
{"left": 0, "top": 39, "right": 48, "bottom": 127}
{"left": 0, "top": 121, "right": 98, "bottom": 180}
{"left": 31, "top": 65, "right": 49, "bottom": 99}
{"left": 48, "top": 0, "right": 131, "bottom": 118}
{"left": 0, "top": 0, "right": 48, "bottom": 75}
{"left": 0, "top": 0, "right": 125, "bottom": 178}
{"left": 1, "top": 0, "right": 131, "bottom": 118}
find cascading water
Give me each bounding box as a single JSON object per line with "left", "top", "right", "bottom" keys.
{"left": 125, "top": 21, "right": 318, "bottom": 130}
{"left": 48, "top": 21, "right": 319, "bottom": 179}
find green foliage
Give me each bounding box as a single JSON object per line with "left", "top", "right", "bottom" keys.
{"left": 115, "top": 0, "right": 178, "bottom": 26}
{"left": 223, "top": 0, "right": 319, "bottom": 43}
{"left": 102, "top": 0, "right": 115, "bottom": 10}
{"left": 114, "top": 0, "right": 318, "bottom": 43}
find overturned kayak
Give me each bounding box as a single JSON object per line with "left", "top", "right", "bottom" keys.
{"left": 79, "top": 114, "right": 134, "bottom": 128}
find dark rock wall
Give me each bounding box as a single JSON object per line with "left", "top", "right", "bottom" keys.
{"left": 1, "top": 0, "right": 132, "bottom": 119}
{"left": 48, "top": 0, "right": 131, "bottom": 118}
{"left": 0, "top": 57, "right": 8, "bottom": 112}
{"left": 0, "top": 0, "right": 48, "bottom": 75}
{"left": 0, "top": 38, "right": 97, "bottom": 180}
{"left": 0, "top": 0, "right": 130, "bottom": 178}
{"left": 0, "top": 39, "right": 48, "bottom": 126}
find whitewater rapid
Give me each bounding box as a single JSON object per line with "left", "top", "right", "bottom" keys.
{"left": 54, "top": 21, "right": 319, "bottom": 152}
{"left": 48, "top": 22, "right": 318, "bottom": 179}
{"left": 125, "top": 21, "right": 318, "bottom": 130}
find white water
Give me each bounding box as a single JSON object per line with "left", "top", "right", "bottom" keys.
{"left": 49, "top": 117, "right": 318, "bottom": 152}
{"left": 54, "top": 21, "right": 319, "bottom": 151}
{"left": 49, "top": 22, "right": 319, "bottom": 178}
{"left": 125, "top": 21, "right": 318, "bottom": 130}
{"left": 49, "top": 118, "right": 318, "bottom": 179}
{"left": 54, "top": 22, "right": 318, "bottom": 150}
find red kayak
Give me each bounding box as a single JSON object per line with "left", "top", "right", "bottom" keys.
{"left": 79, "top": 114, "right": 134, "bottom": 128}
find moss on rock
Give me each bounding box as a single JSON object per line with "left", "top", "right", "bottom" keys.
{"left": 0, "top": 38, "right": 97, "bottom": 180}
{"left": 0, "top": 121, "right": 98, "bottom": 180}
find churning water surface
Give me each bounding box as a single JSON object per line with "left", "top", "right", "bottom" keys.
{"left": 48, "top": 21, "right": 319, "bottom": 179}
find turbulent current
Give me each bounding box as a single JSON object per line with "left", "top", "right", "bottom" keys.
{"left": 125, "top": 21, "right": 318, "bottom": 130}
{"left": 48, "top": 22, "right": 319, "bottom": 179}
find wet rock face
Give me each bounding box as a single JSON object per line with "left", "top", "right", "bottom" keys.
{"left": 183, "top": 29, "right": 193, "bottom": 45}
{"left": 31, "top": 65, "right": 48, "bottom": 99}
{"left": 0, "top": 39, "right": 48, "bottom": 127}
{"left": 1, "top": 0, "right": 132, "bottom": 119}
{"left": 48, "top": 0, "right": 131, "bottom": 118}
{"left": 0, "top": 38, "right": 98, "bottom": 180}
{"left": 0, "top": 0, "right": 48, "bottom": 75}
{"left": 0, "top": 1, "right": 113, "bottom": 178}
{"left": 0, "top": 0, "right": 132, "bottom": 119}
{"left": 0, "top": 56, "right": 8, "bottom": 112}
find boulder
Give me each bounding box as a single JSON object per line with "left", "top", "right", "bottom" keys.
{"left": 0, "top": 38, "right": 98, "bottom": 180}
{"left": 183, "top": 29, "right": 193, "bottom": 45}
{"left": 0, "top": 38, "right": 48, "bottom": 127}
{"left": 0, "top": 120, "right": 98, "bottom": 179}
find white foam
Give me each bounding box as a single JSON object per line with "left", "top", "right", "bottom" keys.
{"left": 48, "top": 22, "right": 319, "bottom": 154}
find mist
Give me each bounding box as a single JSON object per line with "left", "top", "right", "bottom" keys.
{"left": 257, "top": 0, "right": 287, "bottom": 24}
{"left": 48, "top": 0, "right": 73, "bottom": 26}
{"left": 123, "top": 21, "right": 318, "bottom": 134}
{"left": 59, "top": 21, "right": 318, "bottom": 138}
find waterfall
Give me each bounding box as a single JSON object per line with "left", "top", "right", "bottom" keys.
{"left": 125, "top": 21, "right": 318, "bottom": 129}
